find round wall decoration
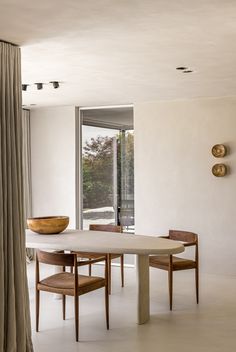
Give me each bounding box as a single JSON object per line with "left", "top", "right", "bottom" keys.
{"left": 212, "top": 163, "right": 227, "bottom": 177}
{"left": 211, "top": 144, "right": 227, "bottom": 158}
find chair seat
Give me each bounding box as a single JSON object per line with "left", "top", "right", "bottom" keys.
{"left": 110, "top": 253, "right": 122, "bottom": 259}
{"left": 74, "top": 252, "right": 106, "bottom": 260}
{"left": 38, "top": 272, "right": 105, "bottom": 296}
{"left": 75, "top": 252, "right": 122, "bottom": 260}
{"left": 149, "top": 255, "right": 197, "bottom": 271}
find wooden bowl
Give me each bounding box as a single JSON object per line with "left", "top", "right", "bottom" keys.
{"left": 27, "top": 216, "right": 69, "bottom": 234}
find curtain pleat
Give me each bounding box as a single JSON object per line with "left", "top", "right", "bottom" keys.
{"left": 22, "top": 109, "right": 34, "bottom": 261}
{"left": 0, "top": 41, "right": 33, "bottom": 352}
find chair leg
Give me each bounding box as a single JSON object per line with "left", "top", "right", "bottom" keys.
{"left": 120, "top": 255, "right": 124, "bottom": 287}
{"left": 74, "top": 295, "right": 79, "bottom": 342}
{"left": 105, "top": 284, "right": 109, "bottom": 330}
{"left": 168, "top": 269, "right": 173, "bottom": 311}
{"left": 36, "top": 289, "right": 40, "bottom": 332}
{"left": 195, "top": 267, "right": 199, "bottom": 304}
{"left": 108, "top": 254, "right": 112, "bottom": 294}
{"left": 89, "top": 258, "right": 92, "bottom": 276}
{"left": 62, "top": 295, "right": 66, "bottom": 320}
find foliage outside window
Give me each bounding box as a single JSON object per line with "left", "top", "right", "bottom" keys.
{"left": 83, "top": 132, "right": 134, "bottom": 210}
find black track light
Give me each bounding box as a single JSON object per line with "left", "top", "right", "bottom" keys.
{"left": 22, "top": 84, "right": 29, "bottom": 91}
{"left": 50, "top": 81, "right": 60, "bottom": 89}
{"left": 35, "top": 83, "right": 43, "bottom": 90}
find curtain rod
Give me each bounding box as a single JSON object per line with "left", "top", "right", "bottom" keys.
{"left": 0, "top": 39, "right": 18, "bottom": 47}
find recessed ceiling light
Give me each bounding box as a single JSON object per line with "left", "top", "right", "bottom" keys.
{"left": 176, "top": 67, "right": 187, "bottom": 70}
{"left": 183, "top": 70, "right": 193, "bottom": 73}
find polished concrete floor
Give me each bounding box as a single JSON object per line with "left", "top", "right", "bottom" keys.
{"left": 27, "top": 261, "right": 236, "bottom": 352}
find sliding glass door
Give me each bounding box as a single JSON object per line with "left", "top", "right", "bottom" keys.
{"left": 81, "top": 109, "right": 134, "bottom": 232}
{"left": 82, "top": 125, "right": 119, "bottom": 229}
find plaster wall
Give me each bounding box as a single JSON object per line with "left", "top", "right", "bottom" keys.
{"left": 30, "top": 106, "right": 76, "bottom": 227}
{"left": 134, "top": 97, "right": 236, "bottom": 275}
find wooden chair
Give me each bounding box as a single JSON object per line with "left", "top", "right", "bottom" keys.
{"left": 35, "top": 250, "right": 109, "bottom": 341}
{"left": 149, "top": 230, "right": 199, "bottom": 310}
{"left": 74, "top": 224, "right": 124, "bottom": 294}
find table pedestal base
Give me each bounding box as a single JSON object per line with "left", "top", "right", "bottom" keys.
{"left": 136, "top": 254, "right": 150, "bottom": 324}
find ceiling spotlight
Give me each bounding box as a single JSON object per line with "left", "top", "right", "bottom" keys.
{"left": 183, "top": 70, "right": 193, "bottom": 73}
{"left": 35, "top": 83, "right": 43, "bottom": 90}
{"left": 176, "top": 67, "right": 187, "bottom": 70}
{"left": 22, "top": 84, "right": 29, "bottom": 91}
{"left": 50, "top": 81, "right": 60, "bottom": 89}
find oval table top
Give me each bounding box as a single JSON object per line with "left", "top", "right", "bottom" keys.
{"left": 26, "top": 229, "right": 184, "bottom": 255}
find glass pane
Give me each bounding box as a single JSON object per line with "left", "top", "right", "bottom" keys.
{"left": 82, "top": 125, "right": 119, "bottom": 229}
{"left": 118, "top": 130, "right": 134, "bottom": 232}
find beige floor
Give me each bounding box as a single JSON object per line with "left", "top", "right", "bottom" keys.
{"left": 27, "top": 261, "right": 236, "bottom": 352}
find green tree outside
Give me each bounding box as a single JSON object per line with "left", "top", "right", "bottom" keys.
{"left": 83, "top": 132, "right": 134, "bottom": 210}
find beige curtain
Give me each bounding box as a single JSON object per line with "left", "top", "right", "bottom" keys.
{"left": 0, "top": 42, "right": 33, "bottom": 351}
{"left": 22, "top": 109, "right": 34, "bottom": 261}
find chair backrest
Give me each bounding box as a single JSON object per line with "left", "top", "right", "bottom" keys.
{"left": 36, "top": 250, "right": 76, "bottom": 267}
{"left": 169, "top": 230, "right": 198, "bottom": 243}
{"left": 89, "top": 224, "right": 122, "bottom": 233}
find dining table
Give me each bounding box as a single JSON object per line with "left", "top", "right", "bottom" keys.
{"left": 26, "top": 228, "right": 184, "bottom": 325}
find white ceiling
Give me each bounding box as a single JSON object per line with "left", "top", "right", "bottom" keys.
{"left": 1, "top": 0, "right": 236, "bottom": 108}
